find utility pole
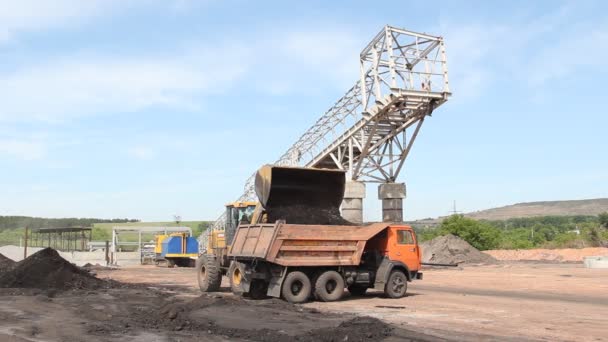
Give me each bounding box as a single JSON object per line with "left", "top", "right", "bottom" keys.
{"left": 450, "top": 200, "right": 461, "bottom": 215}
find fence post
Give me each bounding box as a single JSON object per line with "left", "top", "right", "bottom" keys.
{"left": 23, "top": 227, "right": 29, "bottom": 260}
{"left": 105, "top": 240, "right": 110, "bottom": 266}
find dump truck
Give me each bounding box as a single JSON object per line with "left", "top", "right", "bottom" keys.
{"left": 228, "top": 221, "right": 422, "bottom": 303}
{"left": 196, "top": 165, "right": 422, "bottom": 303}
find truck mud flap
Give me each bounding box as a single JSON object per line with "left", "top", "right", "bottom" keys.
{"left": 373, "top": 258, "right": 392, "bottom": 291}
{"left": 374, "top": 258, "right": 411, "bottom": 291}
{"left": 266, "top": 265, "right": 287, "bottom": 298}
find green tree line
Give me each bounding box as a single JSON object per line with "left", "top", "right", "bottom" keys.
{"left": 415, "top": 213, "right": 608, "bottom": 250}
{"left": 0, "top": 216, "right": 139, "bottom": 230}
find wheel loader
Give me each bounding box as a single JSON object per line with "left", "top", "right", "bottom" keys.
{"left": 196, "top": 165, "right": 422, "bottom": 302}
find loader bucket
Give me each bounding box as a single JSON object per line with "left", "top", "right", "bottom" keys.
{"left": 255, "top": 165, "right": 352, "bottom": 225}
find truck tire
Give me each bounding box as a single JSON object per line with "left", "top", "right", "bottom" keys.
{"left": 196, "top": 255, "right": 221, "bottom": 292}
{"left": 167, "top": 259, "right": 175, "bottom": 268}
{"left": 384, "top": 270, "right": 408, "bottom": 298}
{"left": 228, "top": 261, "right": 245, "bottom": 295}
{"left": 281, "top": 271, "right": 311, "bottom": 304}
{"left": 314, "top": 270, "right": 344, "bottom": 302}
{"left": 348, "top": 285, "right": 367, "bottom": 296}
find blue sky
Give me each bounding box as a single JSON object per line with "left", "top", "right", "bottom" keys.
{"left": 0, "top": 0, "right": 606, "bottom": 222}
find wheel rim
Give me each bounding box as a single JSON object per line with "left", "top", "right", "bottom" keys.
{"left": 392, "top": 275, "right": 405, "bottom": 293}
{"left": 232, "top": 267, "right": 242, "bottom": 286}
{"left": 291, "top": 280, "right": 303, "bottom": 295}
{"left": 325, "top": 279, "right": 337, "bottom": 293}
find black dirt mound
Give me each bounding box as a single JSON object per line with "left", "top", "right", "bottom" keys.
{"left": 267, "top": 205, "right": 355, "bottom": 225}
{"left": 0, "top": 253, "right": 15, "bottom": 273}
{"left": 420, "top": 234, "right": 497, "bottom": 265}
{"left": 302, "top": 316, "right": 393, "bottom": 342}
{"left": 108, "top": 294, "right": 396, "bottom": 342}
{"left": 0, "top": 247, "right": 106, "bottom": 290}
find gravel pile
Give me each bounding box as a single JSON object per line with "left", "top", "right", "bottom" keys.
{"left": 421, "top": 234, "right": 497, "bottom": 265}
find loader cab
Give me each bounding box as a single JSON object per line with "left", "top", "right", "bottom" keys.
{"left": 225, "top": 201, "right": 257, "bottom": 245}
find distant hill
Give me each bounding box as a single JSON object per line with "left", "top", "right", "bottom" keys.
{"left": 465, "top": 198, "right": 608, "bottom": 221}
{"left": 408, "top": 198, "right": 608, "bottom": 227}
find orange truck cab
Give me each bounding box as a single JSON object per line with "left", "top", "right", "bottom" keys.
{"left": 366, "top": 225, "right": 422, "bottom": 279}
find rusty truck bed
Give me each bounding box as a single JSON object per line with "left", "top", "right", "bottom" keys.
{"left": 228, "top": 222, "right": 389, "bottom": 266}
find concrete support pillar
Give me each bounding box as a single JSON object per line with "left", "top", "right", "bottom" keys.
{"left": 378, "top": 183, "right": 406, "bottom": 222}
{"left": 342, "top": 181, "right": 366, "bottom": 224}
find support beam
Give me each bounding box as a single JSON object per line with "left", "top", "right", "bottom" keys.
{"left": 378, "top": 183, "right": 406, "bottom": 222}
{"left": 342, "top": 181, "right": 366, "bottom": 224}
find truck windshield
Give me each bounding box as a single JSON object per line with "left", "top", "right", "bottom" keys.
{"left": 397, "top": 230, "right": 415, "bottom": 244}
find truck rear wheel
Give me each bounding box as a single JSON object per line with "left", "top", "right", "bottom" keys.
{"left": 281, "top": 271, "right": 311, "bottom": 303}
{"left": 196, "top": 255, "right": 221, "bottom": 292}
{"left": 384, "top": 270, "right": 408, "bottom": 298}
{"left": 314, "top": 270, "right": 344, "bottom": 302}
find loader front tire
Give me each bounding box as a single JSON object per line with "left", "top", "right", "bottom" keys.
{"left": 228, "top": 261, "right": 245, "bottom": 295}
{"left": 281, "top": 271, "right": 311, "bottom": 304}
{"left": 196, "top": 255, "right": 221, "bottom": 292}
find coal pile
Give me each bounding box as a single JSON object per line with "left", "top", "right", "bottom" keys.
{"left": 303, "top": 316, "right": 393, "bottom": 342}
{"left": 0, "top": 247, "right": 106, "bottom": 290}
{"left": 421, "top": 234, "right": 497, "bottom": 265}
{"left": 0, "top": 253, "right": 15, "bottom": 273}
{"left": 119, "top": 294, "right": 397, "bottom": 342}
{"left": 267, "top": 205, "right": 355, "bottom": 225}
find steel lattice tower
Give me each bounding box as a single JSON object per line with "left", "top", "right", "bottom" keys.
{"left": 201, "top": 25, "right": 450, "bottom": 245}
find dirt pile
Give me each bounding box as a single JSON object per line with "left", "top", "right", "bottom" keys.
{"left": 421, "top": 234, "right": 497, "bottom": 265}
{"left": 267, "top": 205, "right": 355, "bottom": 225}
{"left": 485, "top": 247, "right": 608, "bottom": 262}
{"left": 91, "top": 294, "right": 396, "bottom": 341}
{"left": 304, "top": 316, "right": 393, "bottom": 342}
{"left": 0, "top": 253, "right": 15, "bottom": 272}
{"left": 0, "top": 247, "right": 107, "bottom": 290}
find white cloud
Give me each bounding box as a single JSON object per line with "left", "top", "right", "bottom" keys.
{"left": 128, "top": 146, "right": 155, "bottom": 160}
{"left": 0, "top": 0, "right": 115, "bottom": 44}
{"left": 0, "top": 24, "right": 363, "bottom": 123}
{"left": 438, "top": 3, "right": 607, "bottom": 101}
{"left": 0, "top": 0, "right": 211, "bottom": 44}
{"left": 0, "top": 139, "right": 46, "bottom": 160}
{"left": 527, "top": 26, "right": 608, "bottom": 85}
{"left": 0, "top": 44, "right": 250, "bottom": 122}
{"left": 279, "top": 29, "right": 361, "bottom": 85}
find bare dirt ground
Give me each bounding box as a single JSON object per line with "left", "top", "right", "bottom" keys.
{"left": 485, "top": 247, "right": 608, "bottom": 262}
{"left": 1, "top": 263, "right": 607, "bottom": 341}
